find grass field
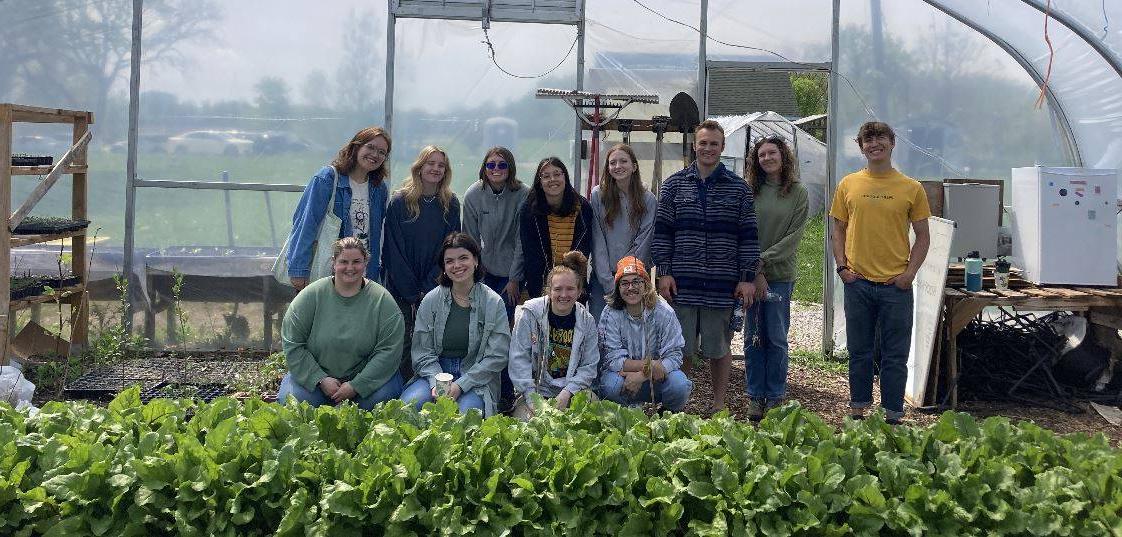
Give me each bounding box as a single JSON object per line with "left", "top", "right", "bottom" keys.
{"left": 793, "top": 214, "right": 826, "bottom": 304}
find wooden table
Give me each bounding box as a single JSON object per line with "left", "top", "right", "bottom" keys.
{"left": 938, "top": 281, "right": 1122, "bottom": 408}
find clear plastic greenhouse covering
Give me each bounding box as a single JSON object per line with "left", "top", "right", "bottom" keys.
{"left": 4, "top": 0, "right": 1121, "bottom": 351}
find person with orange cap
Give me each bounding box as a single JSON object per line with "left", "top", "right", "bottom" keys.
{"left": 596, "top": 256, "right": 693, "bottom": 411}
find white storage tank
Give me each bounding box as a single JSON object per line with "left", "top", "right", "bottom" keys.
{"left": 1011, "top": 166, "right": 1118, "bottom": 286}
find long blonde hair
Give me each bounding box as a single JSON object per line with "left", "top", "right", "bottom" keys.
{"left": 600, "top": 143, "right": 649, "bottom": 230}
{"left": 396, "top": 145, "right": 454, "bottom": 220}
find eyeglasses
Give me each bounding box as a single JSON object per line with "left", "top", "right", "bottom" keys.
{"left": 619, "top": 278, "right": 645, "bottom": 289}
{"left": 539, "top": 172, "right": 565, "bottom": 181}
{"left": 484, "top": 161, "right": 509, "bottom": 170}
{"left": 359, "top": 143, "right": 388, "bottom": 158}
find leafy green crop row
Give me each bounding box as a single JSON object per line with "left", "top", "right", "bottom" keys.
{"left": 1, "top": 389, "right": 1120, "bottom": 536}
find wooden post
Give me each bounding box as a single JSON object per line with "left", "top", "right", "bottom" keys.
{"left": 70, "top": 114, "right": 90, "bottom": 348}
{"left": 0, "top": 105, "right": 12, "bottom": 366}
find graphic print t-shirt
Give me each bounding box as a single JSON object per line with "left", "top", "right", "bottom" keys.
{"left": 547, "top": 308, "right": 576, "bottom": 379}
{"left": 349, "top": 178, "right": 371, "bottom": 250}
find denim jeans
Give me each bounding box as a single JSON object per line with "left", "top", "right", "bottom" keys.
{"left": 401, "top": 357, "right": 485, "bottom": 414}
{"left": 598, "top": 369, "right": 693, "bottom": 412}
{"left": 843, "top": 279, "right": 913, "bottom": 419}
{"left": 276, "top": 371, "right": 404, "bottom": 411}
{"left": 482, "top": 272, "right": 516, "bottom": 409}
{"left": 743, "top": 281, "right": 794, "bottom": 401}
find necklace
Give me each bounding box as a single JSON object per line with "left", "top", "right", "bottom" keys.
{"left": 452, "top": 288, "right": 471, "bottom": 305}
{"left": 423, "top": 194, "right": 438, "bottom": 203}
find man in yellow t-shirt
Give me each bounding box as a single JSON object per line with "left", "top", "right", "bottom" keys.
{"left": 829, "top": 121, "right": 931, "bottom": 425}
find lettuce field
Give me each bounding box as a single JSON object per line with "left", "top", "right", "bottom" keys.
{"left": 1, "top": 390, "right": 1120, "bottom": 536}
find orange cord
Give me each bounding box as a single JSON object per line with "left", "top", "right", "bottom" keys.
{"left": 1035, "top": 0, "right": 1054, "bottom": 109}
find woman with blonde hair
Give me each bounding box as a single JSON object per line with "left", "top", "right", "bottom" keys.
{"left": 508, "top": 251, "right": 600, "bottom": 419}
{"left": 277, "top": 237, "right": 406, "bottom": 408}
{"left": 589, "top": 143, "right": 657, "bottom": 319}
{"left": 383, "top": 146, "right": 462, "bottom": 373}
{"left": 597, "top": 256, "right": 692, "bottom": 411}
{"left": 284, "top": 126, "right": 391, "bottom": 289}
{"left": 743, "top": 135, "right": 809, "bottom": 421}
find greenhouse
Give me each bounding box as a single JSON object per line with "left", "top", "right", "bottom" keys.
{"left": 1, "top": 0, "right": 1121, "bottom": 534}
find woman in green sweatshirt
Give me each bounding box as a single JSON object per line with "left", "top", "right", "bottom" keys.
{"left": 744, "top": 136, "right": 809, "bottom": 421}
{"left": 277, "top": 237, "right": 406, "bottom": 409}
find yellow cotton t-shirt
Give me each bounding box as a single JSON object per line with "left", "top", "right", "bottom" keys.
{"left": 829, "top": 168, "right": 931, "bottom": 282}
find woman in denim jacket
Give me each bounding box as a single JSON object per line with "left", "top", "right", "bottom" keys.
{"left": 400, "top": 232, "right": 510, "bottom": 416}
{"left": 285, "top": 127, "right": 391, "bottom": 289}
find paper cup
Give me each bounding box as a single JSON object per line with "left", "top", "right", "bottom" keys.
{"left": 434, "top": 373, "right": 454, "bottom": 397}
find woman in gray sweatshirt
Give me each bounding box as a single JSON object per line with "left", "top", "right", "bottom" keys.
{"left": 462, "top": 146, "right": 528, "bottom": 323}
{"left": 589, "top": 143, "right": 657, "bottom": 320}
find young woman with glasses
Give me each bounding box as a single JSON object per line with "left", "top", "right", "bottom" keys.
{"left": 383, "top": 145, "right": 462, "bottom": 376}
{"left": 518, "top": 157, "right": 594, "bottom": 299}
{"left": 597, "top": 256, "right": 693, "bottom": 411}
{"left": 284, "top": 127, "right": 391, "bottom": 290}
{"left": 743, "top": 135, "right": 809, "bottom": 421}
{"left": 589, "top": 143, "right": 657, "bottom": 320}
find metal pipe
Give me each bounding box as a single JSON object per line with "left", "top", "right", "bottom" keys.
{"left": 698, "top": 0, "right": 708, "bottom": 118}
{"left": 133, "top": 179, "right": 305, "bottom": 192}
{"left": 122, "top": 0, "right": 143, "bottom": 333}
{"left": 923, "top": 0, "right": 1082, "bottom": 166}
{"left": 385, "top": 7, "right": 397, "bottom": 135}
{"left": 222, "top": 171, "right": 234, "bottom": 246}
{"left": 822, "top": 0, "right": 841, "bottom": 355}
{"left": 572, "top": 0, "right": 586, "bottom": 193}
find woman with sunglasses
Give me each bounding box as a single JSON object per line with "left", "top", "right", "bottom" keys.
{"left": 519, "top": 157, "right": 594, "bottom": 299}
{"left": 743, "top": 135, "right": 809, "bottom": 421}
{"left": 284, "top": 127, "right": 391, "bottom": 290}
{"left": 383, "top": 146, "right": 462, "bottom": 374}
{"left": 597, "top": 256, "right": 693, "bottom": 411}
{"left": 589, "top": 143, "right": 657, "bottom": 320}
{"left": 463, "top": 147, "right": 529, "bottom": 322}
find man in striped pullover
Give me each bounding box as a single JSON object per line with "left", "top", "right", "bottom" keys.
{"left": 652, "top": 119, "right": 761, "bottom": 414}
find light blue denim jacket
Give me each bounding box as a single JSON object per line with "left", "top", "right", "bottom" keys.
{"left": 508, "top": 296, "right": 600, "bottom": 398}
{"left": 285, "top": 165, "right": 388, "bottom": 281}
{"left": 411, "top": 282, "right": 510, "bottom": 416}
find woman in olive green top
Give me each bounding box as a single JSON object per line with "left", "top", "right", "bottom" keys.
{"left": 278, "top": 237, "right": 407, "bottom": 409}
{"left": 401, "top": 232, "right": 511, "bottom": 416}
{"left": 744, "top": 136, "right": 810, "bottom": 421}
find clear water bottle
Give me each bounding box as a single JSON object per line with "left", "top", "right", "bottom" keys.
{"left": 764, "top": 291, "right": 783, "bottom": 302}
{"left": 729, "top": 298, "right": 745, "bottom": 331}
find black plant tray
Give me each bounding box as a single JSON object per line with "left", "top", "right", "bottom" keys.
{"left": 140, "top": 382, "right": 229, "bottom": 404}
{"left": 12, "top": 216, "right": 91, "bottom": 235}
{"left": 12, "top": 154, "right": 53, "bottom": 167}
{"left": 11, "top": 281, "right": 44, "bottom": 300}
{"left": 64, "top": 373, "right": 160, "bottom": 399}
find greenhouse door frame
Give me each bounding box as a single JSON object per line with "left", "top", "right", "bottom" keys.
{"left": 385, "top": 0, "right": 587, "bottom": 186}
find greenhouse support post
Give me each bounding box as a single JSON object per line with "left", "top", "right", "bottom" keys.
{"left": 822, "top": 0, "right": 841, "bottom": 355}
{"left": 384, "top": 7, "right": 396, "bottom": 136}
{"left": 122, "top": 0, "right": 143, "bottom": 333}
{"left": 697, "top": 0, "right": 708, "bottom": 117}
{"left": 573, "top": 2, "right": 585, "bottom": 192}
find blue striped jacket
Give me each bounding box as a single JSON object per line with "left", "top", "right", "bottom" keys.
{"left": 651, "top": 162, "right": 761, "bottom": 309}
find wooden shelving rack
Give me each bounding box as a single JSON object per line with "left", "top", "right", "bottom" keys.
{"left": 1, "top": 103, "right": 93, "bottom": 365}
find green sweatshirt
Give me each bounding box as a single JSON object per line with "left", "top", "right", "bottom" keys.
{"left": 755, "top": 180, "right": 809, "bottom": 282}
{"left": 282, "top": 277, "right": 405, "bottom": 398}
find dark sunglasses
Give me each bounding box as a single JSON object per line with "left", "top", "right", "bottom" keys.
{"left": 484, "top": 161, "right": 509, "bottom": 170}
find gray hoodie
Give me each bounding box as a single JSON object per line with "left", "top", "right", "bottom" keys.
{"left": 411, "top": 282, "right": 511, "bottom": 416}
{"left": 597, "top": 298, "right": 685, "bottom": 374}
{"left": 590, "top": 186, "right": 658, "bottom": 292}
{"left": 463, "top": 181, "right": 529, "bottom": 281}
{"left": 508, "top": 296, "right": 600, "bottom": 397}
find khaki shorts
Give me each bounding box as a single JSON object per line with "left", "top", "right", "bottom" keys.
{"left": 675, "top": 305, "right": 733, "bottom": 361}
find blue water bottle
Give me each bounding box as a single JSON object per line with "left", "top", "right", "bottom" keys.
{"left": 964, "top": 251, "right": 983, "bottom": 292}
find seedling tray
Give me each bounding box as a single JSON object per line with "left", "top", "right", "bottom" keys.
{"left": 10, "top": 279, "right": 44, "bottom": 300}
{"left": 12, "top": 216, "right": 91, "bottom": 235}
{"left": 140, "top": 382, "right": 229, "bottom": 404}
{"left": 37, "top": 275, "right": 80, "bottom": 290}
{"left": 11, "top": 154, "right": 53, "bottom": 167}
{"left": 64, "top": 374, "right": 160, "bottom": 399}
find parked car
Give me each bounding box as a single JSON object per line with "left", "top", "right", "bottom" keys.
{"left": 251, "top": 132, "right": 313, "bottom": 154}
{"left": 165, "top": 130, "right": 255, "bottom": 156}
{"left": 107, "top": 133, "right": 170, "bottom": 154}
